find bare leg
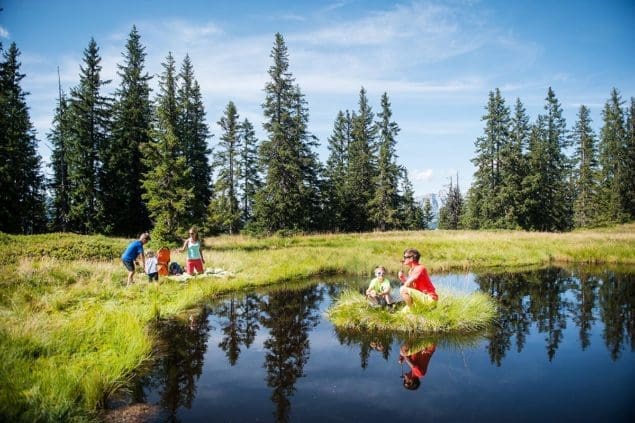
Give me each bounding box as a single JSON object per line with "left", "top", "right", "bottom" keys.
{"left": 400, "top": 286, "right": 412, "bottom": 306}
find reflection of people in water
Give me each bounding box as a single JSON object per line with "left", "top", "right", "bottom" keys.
{"left": 399, "top": 342, "right": 436, "bottom": 390}
{"left": 370, "top": 340, "right": 385, "bottom": 352}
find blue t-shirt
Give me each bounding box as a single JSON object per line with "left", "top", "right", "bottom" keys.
{"left": 122, "top": 240, "right": 144, "bottom": 261}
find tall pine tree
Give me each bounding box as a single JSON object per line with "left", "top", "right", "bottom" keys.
{"left": 625, "top": 97, "right": 635, "bottom": 219}
{"left": 571, "top": 105, "right": 598, "bottom": 227}
{"left": 597, "top": 88, "right": 629, "bottom": 224}
{"left": 252, "top": 33, "right": 321, "bottom": 233}
{"left": 101, "top": 26, "right": 152, "bottom": 235}
{"left": 369, "top": 92, "right": 401, "bottom": 231}
{"left": 464, "top": 88, "right": 510, "bottom": 229}
{"left": 177, "top": 55, "right": 211, "bottom": 225}
{"left": 0, "top": 42, "right": 47, "bottom": 233}
{"left": 208, "top": 101, "right": 242, "bottom": 234}
{"left": 523, "top": 88, "right": 571, "bottom": 231}
{"left": 142, "top": 52, "right": 193, "bottom": 242}
{"left": 48, "top": 68, "right": 71, "bottom": 232}
{"left": 324, "top": 110, "right": 352, "bottom": 232}
{"left": 238, "top": 118, "right": 261, "bottom": 225}
{"left": 345, "top": 87, "right": 377, "bottom": 231}
{"left": 66, "top": 38, "right": 111, "bottom": 233}
{"left": 498, "top": 98, "right": 530, "bottom": 229}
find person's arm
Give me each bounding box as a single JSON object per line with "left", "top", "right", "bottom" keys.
{"left": 402, "top": 354, "right": 415, "bottom": 369}
{"left": 403, "top": 266, "right": 422, "bottom": 288}
{"left": 140, "top": 251, "right": 146, "bottom": 273}
{"left": 179, "top": 239, "right": 188, "bottom": 253}
{"left": 199, "top": 246, "right": 205, "bottom": 263}
{"left": 398, "top": 346, "right": 414, "bottom": 368}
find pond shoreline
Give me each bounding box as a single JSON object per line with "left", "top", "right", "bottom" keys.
{"left": 1, "top": 226, "right": 634, "bottom": 421}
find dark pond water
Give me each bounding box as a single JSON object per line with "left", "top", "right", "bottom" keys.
{"left": 121, "top": 266, "right": 635, "bottom": 422}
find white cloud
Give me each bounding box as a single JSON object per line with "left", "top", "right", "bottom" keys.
{"left": 0, "top": 26, "right": 8, "bottom": 38}
{"left": 165, "top": 19, "right": 223, "bottom": 43}
{"left": 286, "top": 0, "right": 492, "bottom": 76}
{"left": 411, "top": 169, "right": 434, "bottom": 182}
{"left": 321, "top": 1, "right": 350, "bottom": 13}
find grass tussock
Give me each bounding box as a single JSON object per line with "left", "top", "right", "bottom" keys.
{"left": 326, "top": 288, "right": 497, "bottom": 334}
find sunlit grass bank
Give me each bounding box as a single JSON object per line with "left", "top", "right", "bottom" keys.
{"left": 326, "top": 289, "right": 497, "bottom": 334}
{"left": 0, "top": 224, "right": 634, "bottom": 420}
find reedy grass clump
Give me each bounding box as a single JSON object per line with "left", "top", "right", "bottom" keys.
{"left": 326, "top": 288, "right": 497, "bottom": 334}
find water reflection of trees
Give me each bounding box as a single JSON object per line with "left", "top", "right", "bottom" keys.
{"left": 216, "top": 294, "right": 260, "bottom": 365}
{"left": 335, "top": 328, "right": 394, "bottom": 368}
{"left": 477, "top": 267, "right": 635, "bottom": 364}
{"left": 138, "top": 310, "right": 212, "bottom": 421}
{"left": 258, "top": 285, "right": 323, "bottom": 423}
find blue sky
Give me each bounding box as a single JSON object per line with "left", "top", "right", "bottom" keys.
{"left": 2, "top": 0, "right": 634, "bottom": 197}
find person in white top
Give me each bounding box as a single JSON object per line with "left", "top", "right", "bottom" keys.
{"left": 179, "top": 226, "right": 205, "bottom": 275}
{"left": 145, "top": 250, "right": 159, "bottom": 282}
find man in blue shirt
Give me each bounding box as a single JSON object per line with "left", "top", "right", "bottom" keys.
{"left": 121, "top": 232, "right": 151, "bottom": 286}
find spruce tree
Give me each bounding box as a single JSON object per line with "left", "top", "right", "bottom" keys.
{"left": 422, "top": 198, "right": 434, "bottom": 230}
{"left": 48, "top": 69, "right": 71, "bottom": 232}
{"left": 597, "top": 88, "right": 628, "bottom": 223}
{"left": 177, "top": 55, "right": 211, "bottom": 225}
{"left": 438, "top": 175, "right": 463, "bottom": 230}
{"left": 324, "top": 110, "right": 352, "bottom": 232}
{"left": 142, "top": 52, "right": 193, "bottom": 243}
{"left": 523, "top": 88, "right": 571, "bottom": 231}
{"left": 369, "top": 92, "right": 401, "bottom": 230}
{"left": 345, "top": 87, "right": 377, "bottom": 231}
{"left": 252, "top": 33, "right": 321, "bottom": 233}
{"left": 571, "top": 105, "right": 599, "bottom": 227}
{"left": 208, "top": 101, "right": 242, "bottom": 234}
{"left": 0, "top": 42, "right": 47, "bottom": 233}
{"left": 498, "top": 98, "right": 530, "bottom": 229}
{"left": 465, "top": 88, "right": 510, "bottom": 228}
{"left": 238, "top": 118, "right": 261, "bottom": 225}
{"left": 101, "top": 26, "right": 152, "bottom": 235}
{"left": 66, "top": 38, "right": 111, "bottom": 233}
{"left": 522, "top": 116, "right": 550, "bottom": 229}
{"left": 544, "top": 87, "right": 572, "bottom": 231}
{"left": 625, "top": 97, "right": 635, "bottom": 219}
{"left": 398, "top": 168, "right": 423, "bottom": 230}
{"left": 290, "top": 85, "right": 323, "bottom": 230}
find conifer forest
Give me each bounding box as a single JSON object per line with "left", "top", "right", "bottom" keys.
{"left": 1, "top": 29, "right": 634, "bottom": 240}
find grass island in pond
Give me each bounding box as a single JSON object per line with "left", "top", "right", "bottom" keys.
{"left": 326, "top": 289, "right": 497, "bottom": 334}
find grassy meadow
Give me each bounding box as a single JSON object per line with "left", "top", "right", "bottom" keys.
{"left": 1, "top": 224, "right": 634, "bottom": 421}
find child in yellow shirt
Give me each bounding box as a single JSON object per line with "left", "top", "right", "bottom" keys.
{"left": 366, "top": 266, "right": 392, "bottom": 306}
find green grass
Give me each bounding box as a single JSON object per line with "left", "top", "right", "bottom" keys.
{"left": 0, "top": 224, "right": 634, "bottom": 421}
{"left": 326, "top": 288, "right": 497, "bottom": 333}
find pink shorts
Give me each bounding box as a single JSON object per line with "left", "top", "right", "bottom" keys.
{"left": 186, "top": 259, "right": 204, "bottom": 274}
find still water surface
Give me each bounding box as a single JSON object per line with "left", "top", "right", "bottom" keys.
{"left": 126, "top": 266, "right": 635, "bottom": 422}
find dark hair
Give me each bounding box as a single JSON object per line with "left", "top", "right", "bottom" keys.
{"left": 403, "top": 248, "right": 420, "bottom": 262}
{"left": 403, "top": 375, "right": 421, "bottom": 390}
